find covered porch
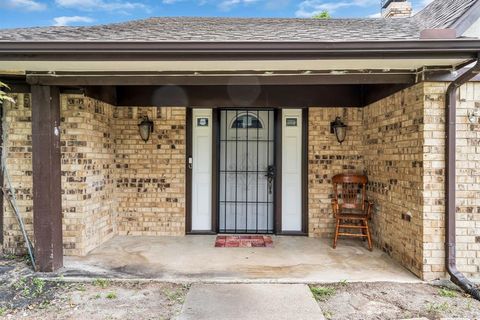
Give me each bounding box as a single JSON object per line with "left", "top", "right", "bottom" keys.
{"left": 1, "top": 39, "right": 480, "bottom": 284}
{"left": 60, "top": 235, "right": 418, "bottom": 283}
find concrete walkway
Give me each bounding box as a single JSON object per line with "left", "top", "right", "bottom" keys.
{"left": 61, "top": 235, "right": 419, "bottom": 283}
{"left": 177, "top": 284, "right": 325, "bottom": 320}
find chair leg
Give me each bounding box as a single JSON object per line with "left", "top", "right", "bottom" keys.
{"left": 361, "top": 220, "right": 367, "bottom": 241}
{"left": 333, "top": 218, "right": 340, "bottom": 249}
{"left": 365, "top": 220, "right": 373, "bottom": 251}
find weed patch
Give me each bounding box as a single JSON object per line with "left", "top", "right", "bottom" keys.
{"left": 310, "top": 286, "right": 336, "bottom": 301}
{"left": 438, "top": 288, "right": 457, "bottom": 298}
{"left": 93, "top": 279, "right": 110, "bottom": 288}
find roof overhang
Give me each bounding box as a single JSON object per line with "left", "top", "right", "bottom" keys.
{"left": 1, "top": 40, "right": 479, "bottom": 86}
{"left": 1, "top": 40, "right": 480, "bottom": 59}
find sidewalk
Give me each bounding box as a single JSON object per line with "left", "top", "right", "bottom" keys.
{"left": 177, "top": 283, "right": 325, "bottom": 320}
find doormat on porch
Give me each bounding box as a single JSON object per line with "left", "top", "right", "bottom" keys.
{"left": 215, "top": 236, "right": 273, "bottom": 248}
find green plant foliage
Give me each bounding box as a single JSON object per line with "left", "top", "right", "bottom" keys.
{"left": 312, "top": 10, "right": 330, "bottom": 19}
{"left": 438, "top": 288, "right": 457, "bottom": 298}
{"left": 310, "top": 286, "right": 336, "bottom": 301}
{"left": 93, "top": 278, "right": 110, "bottom": 288}
{"left": 106, "top": 292, "right": 117, "bottom": 299}
{"left": 0, "top": 81, "right": 14, "bottom": 103}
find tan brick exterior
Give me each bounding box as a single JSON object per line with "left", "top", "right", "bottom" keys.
{"left": 113, "top": 107, "right": 186, "bottom": 236}
{"left": 362, "top": 84, "right": 425, "bottom": 278}
{"left": 2, "top": 95, "right": 186, "bottom": 255}
{"left": 2, "top": 94, "right": 33, "bottom": 254}
{"left": 308, "top": 108, "right": 365, "bottom": 238}
{"left": 61, "top": 95, "right": 116, "bottom": 255}
{"left": 2, "top": 84, "right": 480, "bottom": 280}
{"left": 421, "top": 82, "right": 480, "bottom": 280}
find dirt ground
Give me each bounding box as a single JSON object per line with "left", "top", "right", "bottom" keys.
{"left": 2, "top": 255, "right": 480, "bottom": 320}
{"left": 0, "top": 257, "right": 188, "bottom": 320}
{"left": 310, "top": 282, "right": 480, "bottom": 320}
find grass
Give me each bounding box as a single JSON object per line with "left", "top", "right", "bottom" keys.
{"left": 427, "top": 302, "right": 450, "bottom": 313}
{"left": 11, "top": 277, "right": 46, "bottom": 298}
{"left": 323, "top": 310, "right": 334, "bottom": 319}
{"left": 32, "top": 278, "right": 45, "bottom": 296}
{"left": 76, "top": 284, "right": 87, "bottom": 292}
{"left": 93, "top": 279, "right": 110, "bottom": 288}
{"left": 310, "top": 286, "right": 336, "bottom": 301}
{"left": 106, "top": 292, "right": 117, "bottom": 299}
{"left": 163, "top": 289, "right": 184, "bottom": 303}
{"left": 0, "top": 307, "right": 7, "bottom": 316}
{"left": 438, "top": 288, "right": 457, "bottom": 298}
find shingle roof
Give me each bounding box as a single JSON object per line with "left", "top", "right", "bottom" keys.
{"left": 0, "top": 17, "right": 421, "bottom": 42}
{"left": 0, "top": 0, "right": 477, "bottom": 42}
{"left": 414, "top": 0, "right": 478, "bottom": 29}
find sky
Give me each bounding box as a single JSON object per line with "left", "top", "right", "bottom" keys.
{"left": 0, "top": 0, "right": 435, "bottom": 28}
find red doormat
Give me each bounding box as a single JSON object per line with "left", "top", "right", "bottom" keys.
{"left": 215, "top": 235, "right": 273, "bottom": 248}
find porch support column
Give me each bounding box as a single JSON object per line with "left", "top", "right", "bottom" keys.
{"left": 31, "top": 85, "right": 63, "bottom": 272}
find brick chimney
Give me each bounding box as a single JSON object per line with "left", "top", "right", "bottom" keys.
{"left": 381, "top": 0, "right": 412, "bottom": 18}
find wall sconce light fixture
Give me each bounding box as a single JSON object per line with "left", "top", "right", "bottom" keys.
{"left": 468, "top": 109, "right": 480, "bottom": 123}
{"left": 330, "top": 116, "right": 347, "bottom": 144}
{"left": 138, "top": 116, "right": 154, "bottom": 142}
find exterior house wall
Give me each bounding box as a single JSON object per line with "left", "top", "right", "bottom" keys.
{"left": 362, "top": 84, "right": 425, "bottom": 278}
{"left": 2, "top": 84, "right": 480, "bottom": 280}
{"left": 307, "top": 108, "right": 365, "bottom": 238}
{"left": 61, "top": 95, "right": 116, "bottom": 255}
{"left": 2, "top": 95, "right": 186, "bottom": 255}
{"left": 422, "top": 82, "right": 480, "bottom": 280}
{"left": 113, "top": 107, "right": 186, "bottom": 236}
{"left": 2, "top": 94, "right": 33, "bottom": 254}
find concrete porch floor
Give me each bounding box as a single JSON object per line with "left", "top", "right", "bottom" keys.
{"left": 60, "top": 235, "right": 420, "bottom": 283}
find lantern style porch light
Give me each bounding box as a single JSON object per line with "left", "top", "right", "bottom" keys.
{"left": 330, "top": 116, "right": 347, "bottom": 144}
{"left": 138, "top": 116, "right": 154, "bottom": 142}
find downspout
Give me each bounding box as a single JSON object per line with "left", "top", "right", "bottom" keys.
{"left": 445, "top": 54, "right": 480, "bottom": 300}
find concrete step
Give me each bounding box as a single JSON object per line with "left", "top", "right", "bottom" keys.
{"left": 177, "top": 283, "right": 325, "bottom": 320}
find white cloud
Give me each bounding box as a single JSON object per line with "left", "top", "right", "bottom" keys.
{"left": 218, "top": 0, "right": 258, "bottom": 11}
{"left": 368, "top": 12, "right": 381, "bottom": 18}
{"left": 55, "top": 0, "right": 147, "bottom": 12}
{"left": 295, "top": 0, "right": 377, "bottom": 17}
{"left": 6, "top": 0, "right": 46, "bottom": 11}
{"left": 53, "top": 16, "right": 94, "bottom": 26}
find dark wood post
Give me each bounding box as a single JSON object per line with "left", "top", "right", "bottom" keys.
{"left": 31, "top": 85, "right": 63, "bottom": 272}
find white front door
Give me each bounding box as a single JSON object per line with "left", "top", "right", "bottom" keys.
{"left": 191, "top": 109, "right": 212, "bottom": 231}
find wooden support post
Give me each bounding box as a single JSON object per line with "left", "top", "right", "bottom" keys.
{"left": 31, "top": 85, "right": 63, "bottom": 272}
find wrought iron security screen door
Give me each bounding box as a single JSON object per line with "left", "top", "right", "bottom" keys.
{"left": 219, "top": 110, "right": 275, "bottom": 233}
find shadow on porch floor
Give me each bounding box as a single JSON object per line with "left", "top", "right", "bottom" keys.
{"left": 59, "top": 235, "right": 419, "bottom": 283}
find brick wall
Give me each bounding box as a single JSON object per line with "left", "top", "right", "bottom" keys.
{"left": 2, "top": 95, "right": 186, "bottom": 255}
{"left": 308, "top": 107, "right": 365, "bottom": 238}
{"left": 113, "top": 107, "right": 186, "bottom": 236}
{"left": 2, "top": 94, "right": 33, "bottom": 254}
{"left": 61, "top": 95, "right": 116, "bottom": 255}
{"left": 362, "top": 84, "right": 425, "bottom": 278}
{"left": 2, "top": 85, "right": 480, "bottom": 279}
{"left": 422, "top": 82, "right": 480, "bottom": 280}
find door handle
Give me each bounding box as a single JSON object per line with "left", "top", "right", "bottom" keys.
{"left": 265, "top": 165, "right": 275, "bottom": 194}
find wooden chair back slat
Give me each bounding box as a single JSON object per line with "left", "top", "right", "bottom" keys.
{"left": 332, "top": 174, "right": 367, "bottom": 211}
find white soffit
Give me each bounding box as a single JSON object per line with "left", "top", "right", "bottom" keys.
{"left": 0, "top": 58, "right": 467, "bottom": 73}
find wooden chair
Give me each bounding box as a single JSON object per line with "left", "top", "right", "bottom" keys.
{"left": 331, "top": 174, "right": 374, "bottom": 251}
